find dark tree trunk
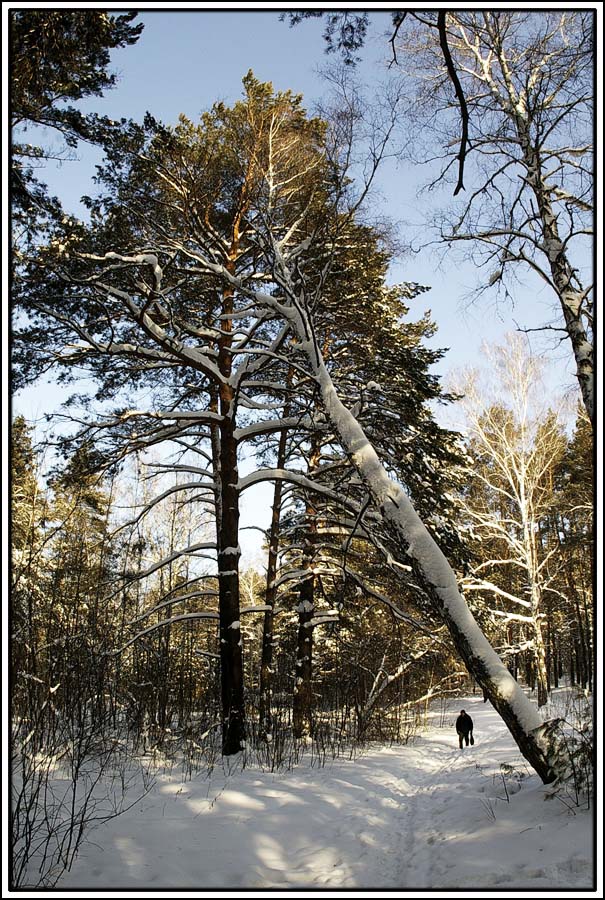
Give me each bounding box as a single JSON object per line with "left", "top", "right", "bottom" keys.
{"left": 573, "top": 598, "right": 589, "bottom": 689}
{"left": 574, "top": 640, "right": 583, "bottom": 689}
{"left": 292, "top": 570, "right": 315, "bottom": 739}
{"left": 158, "top": 620, "right": 171, "bottom": 730}
{"left": 533, "top": 618, "right": 549, "bottom": 708}
{"left": 582, "top": 592, "right": 593, "bottom": 692}
{"left": 552, "top": 642, "right": 559, "bottom": 689}
{"left": 545, "top": 604, "right": 552, "bottom": 691}
{"left": 292, "top": 440, "right": 320, "bottom": 740}
{"left": 517, "top": 126, "right": 594, "bottom": 425}
{"left": 259, "top": 422, "right": 289, "bottom": 737}
{"left": 216, "top": 393, "right": 245, "bottom": 755}
{"left": 215, "top": 233, "right": 246, "bottom": 756}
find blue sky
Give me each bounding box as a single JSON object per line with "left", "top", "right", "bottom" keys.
{"left": 11, "top": 9, "right": 586, "bottom": 561}
{"left": 14, "top": 9, "right": 580, "bottom": 421}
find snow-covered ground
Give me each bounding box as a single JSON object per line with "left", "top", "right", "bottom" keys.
{"left": 53, "top": 692, "right": 594, "bottom": 894}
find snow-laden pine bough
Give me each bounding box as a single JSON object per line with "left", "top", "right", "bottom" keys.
{"left": 197, "top": 245, "right": 564, "bottom": 785}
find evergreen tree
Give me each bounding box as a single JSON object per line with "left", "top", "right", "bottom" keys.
{"left": 36, "top": 445, "right": 115, "bottom": 724}
{"left": 547, "top": 406, "right": 593, "bottom": 688}
{"left": 456, "top": 338, "right": 568, "bottom": 706}
{"left": 11, "top": 10, "right": 143, "bottom": 230}
{"left": 11, "top": 417, "right": 47, "bottom": 693}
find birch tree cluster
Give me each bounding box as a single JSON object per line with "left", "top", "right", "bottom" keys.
{"left": 454, "top": 337, "right": 593, "bottom": 709}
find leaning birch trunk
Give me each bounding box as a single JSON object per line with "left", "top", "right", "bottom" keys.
{"left": 305, "top": 349, "right": 560, "bottom": 783}
{"left": 520, "top": 131, "right": 594, "bottom": 427}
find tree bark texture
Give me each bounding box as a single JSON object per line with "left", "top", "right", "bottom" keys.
{"left": 216, "top": 232, "right": 246, "bottom": 755}
{"left": 259, "top": 420, "right": 289, "bottom": 737}
{"left": 217, "top": 408, "right": 245, "bottom": 755}
{"left": 292, "top": 569, "right": 315, "bottom": 739}
{"left": 292, "top": 440, "right": 320, "bottom": 739}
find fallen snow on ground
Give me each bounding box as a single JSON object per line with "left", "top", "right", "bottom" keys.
{"left": 59, "top": 694, "right": 593, "bottom": 893}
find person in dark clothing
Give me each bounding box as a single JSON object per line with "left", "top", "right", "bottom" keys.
{"left": 456, "top": 709, "right": 474, "bottom": 748}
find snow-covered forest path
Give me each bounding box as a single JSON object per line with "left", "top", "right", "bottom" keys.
{"left": 60, "top": 694, "right": 592, "bottom": 891}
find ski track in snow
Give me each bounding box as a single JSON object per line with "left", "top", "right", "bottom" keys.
{"left": 59, "top": 694, "right": 593, "bottom": 891}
